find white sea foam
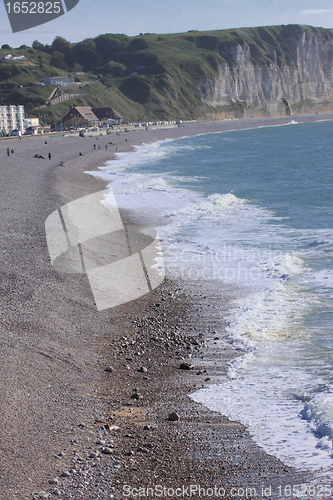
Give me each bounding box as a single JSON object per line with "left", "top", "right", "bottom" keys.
{"left": 191, "top": 366, "right": 333, "bottom": 471}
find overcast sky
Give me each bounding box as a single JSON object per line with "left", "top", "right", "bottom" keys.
{"left": 1, "top": 0, "right": 333, "bottom": 48}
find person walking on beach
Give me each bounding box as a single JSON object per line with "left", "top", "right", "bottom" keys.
{"left": 48, "top": 153, "right": 51, "bottom": 160}
{"left": 94, "top": 144, "right": 96, "bottom": 150}
{"left": 11, "top": 149, "right": 14, "bottom": 156}
{"left": 7, "top": 147, "right": 10, "bottom": 156}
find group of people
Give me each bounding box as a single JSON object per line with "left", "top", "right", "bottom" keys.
{"left": 5, "top": 136, "right": 117, "bottom": 168}
{"left": 34, "top": 153, "right": 52, "bottom": 160}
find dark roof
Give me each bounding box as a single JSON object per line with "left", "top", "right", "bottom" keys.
{"left": 61, "top": 106, "right": 123, "bottom": 125}
{"left": 62, "top": 106, "right": 99, "bottom": 123}
{"left": 92, "top": 107, "right": 123, "bottom": 120}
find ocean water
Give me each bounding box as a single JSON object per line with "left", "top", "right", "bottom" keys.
{"left": 92, "top": 119, "right": 333, "bottom": 475}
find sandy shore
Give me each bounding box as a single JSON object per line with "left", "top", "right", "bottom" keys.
{"left": 0, "top": 113, "right": 328, "bottom": 499}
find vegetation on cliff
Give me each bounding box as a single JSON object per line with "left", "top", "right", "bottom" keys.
{"left": 1, "top": 24, "right": 333, "bottom": 126}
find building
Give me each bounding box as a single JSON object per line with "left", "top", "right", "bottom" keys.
{"left": 61, "top": 106, "right": 99, "bottom": 128}
{"left": 0, "top": 105, "right": 25, "bottom": 135}
{"left": 44, "top": 76, "right": 74, "bottom": 86}
{"left": 92, "top": 107, "right": 123, "bottom": 124}
{"left": 25, "top": 117, "right": 40, "bottom": 133}
{"left": 0, "top": 54, "right": 25, "bottom": 61}
{"left": 60, "top": 106, "right": 123, "bottom": 128}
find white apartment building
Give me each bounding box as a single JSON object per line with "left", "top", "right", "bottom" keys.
{"left": 0, "top": 105, "right": 26, "bottom": 135}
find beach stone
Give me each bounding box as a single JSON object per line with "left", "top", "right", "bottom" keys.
{"left": 138, "top": 366, "right": 148, "bottom": 373}
{"left": 37, "top": 492, "right": 50, "bottom": 500}
{"left": 104, "top": 366, "right": 113, "bottom": 372}
{"left": 137, "top": 446, "right": 149, "bottom": 453}
{"left": 48, "top": 478, "right": 59, "bottom": 485}
{"left": 52, "top": 489, "right": 61, "bottom": 497}
{"left": 101, "top": 447, "right": 113, "bottom": 455}
{"left": 60, "top": 470, "right": 71, "bottom": 478}
{"left": 168, "top": 412, "right": 179, "bottom": 422}
{"left": 179, "top": 362, "right": 194, "bottom": 370}
{"left": 131, "top": 392, "right": 143, "bottom": 399}
{"left": 124, "top": 450, "right": 135, "bottom": 456}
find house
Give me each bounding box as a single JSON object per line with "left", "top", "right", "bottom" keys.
{"left": 24, "top": 117, "right": 41, "bottom": 134}
{"left": 92, "top": 107, "right": 123, "bottom": 124}
{"left": 44, "top": 76, "right": 74, "bottom": 87}
{"left": 60, "top": 106, "right": 123, "bottom": 129}
{"left": 0, "top": 54, "right": 13, "bottom": 60}
{"left": 61, "top": 106, "right": 99, "bottom": 128}
{"left": 0, "top": 54, "right": 25, "bottom": 61}
{"left": 25, "top": 126, "right": 38, "bottom": 135}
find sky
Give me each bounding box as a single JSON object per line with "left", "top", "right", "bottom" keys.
{"left": 0, "top": 0, "right": 333, "bottom": 48}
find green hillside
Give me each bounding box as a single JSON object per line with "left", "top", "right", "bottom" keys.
{"left": 1, "top": 24, "right": 333, "bottom": 127}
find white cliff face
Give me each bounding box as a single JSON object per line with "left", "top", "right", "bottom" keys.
{"left": 200, "top": 29, "right": 333, "bottom": 115}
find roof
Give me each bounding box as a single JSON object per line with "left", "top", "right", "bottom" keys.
{"left": 92, "top": 107, "right": 123, "bottom": 120}
{"left": 74, "top": 106, "right": 99, "bottom": 121}
{"left": 62, "top": 106, "right": 99, "bottom": 123}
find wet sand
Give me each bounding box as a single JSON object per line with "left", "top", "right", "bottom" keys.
{"left": 0, "top": 114, "right": 328, "bottom": 499}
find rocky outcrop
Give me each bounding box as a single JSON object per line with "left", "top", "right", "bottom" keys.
{"left": 200, "top": 27, "right": 333, "bottom": 115}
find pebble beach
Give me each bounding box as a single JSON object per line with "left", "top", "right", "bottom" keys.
{"left": 1, "top": 114, "right": 331, "bottom": 499}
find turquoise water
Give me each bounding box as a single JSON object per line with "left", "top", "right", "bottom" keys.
{"left": 96, "top": 119, "right": 333, "bottom": 473}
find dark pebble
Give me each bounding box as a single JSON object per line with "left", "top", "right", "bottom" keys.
{"left": 168, "top": 412, "right": 179, "bottom": 422}
{"left": 179, "top": 362, "right": 194, "bottom": 370}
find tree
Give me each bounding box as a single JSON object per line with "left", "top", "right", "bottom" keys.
{"left": 128, "top": 37, "right": 148, "bottom": 52}
{"left": 71, "top": 39, "right": 99, "bottom": 70}
{"left": 107, "top": 61, "right": 127, "bottom": 76}
{"left": 51, "top": 36, "right": 71, "bottom": 55}
{"left": 94, "top": 34, "right": 128, "bottom": 60}
{"left": 50, "top": 51, "right": 68, "bottom": 70}
{"left": 32, "top": 40, "right": 45, "bottom": 51}
{"left": 1, "top": 44, "right": 11, "bottom": 50}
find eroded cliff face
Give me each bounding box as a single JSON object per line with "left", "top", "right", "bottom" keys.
{"left": 200, "top": 29, "right": 333, "bottom": 116}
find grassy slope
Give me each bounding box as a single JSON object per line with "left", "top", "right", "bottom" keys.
{"left": 1, "top": 25, "right": 333, "bottom": 126}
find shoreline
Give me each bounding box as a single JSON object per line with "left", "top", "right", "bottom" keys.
{"left": 0, "top": 113, "right": 327, "bottom": 499}
{"left": 88, "top": 115, "right": 319, "bottom": 498}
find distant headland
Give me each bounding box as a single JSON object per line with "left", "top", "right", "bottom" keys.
{"left": 1, "top": 24, "right": 333, "bottom": 128}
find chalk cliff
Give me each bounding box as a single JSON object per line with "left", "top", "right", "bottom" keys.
{"left": 198, "top": 26, "right": 333, "bottom": 116}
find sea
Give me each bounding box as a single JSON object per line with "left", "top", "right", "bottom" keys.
{"left": 92, "top": 119, "right": 333, "bottom": 477}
